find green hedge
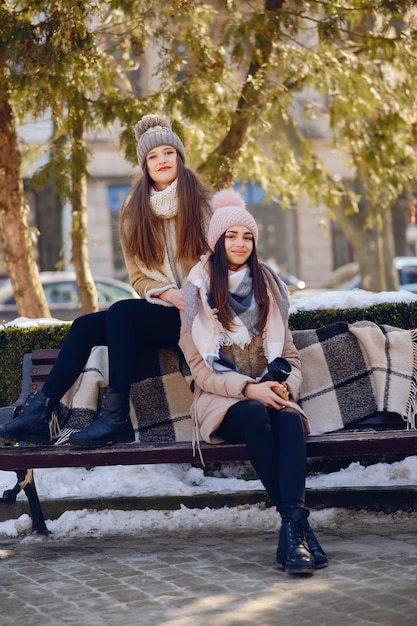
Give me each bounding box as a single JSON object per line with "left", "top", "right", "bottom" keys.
{"left": 0, "top": 324, "right": 71, "bottom": 406}
{"left": 1, "top": 300, "right": 416, "bottom": 407}
{"left": 289, "top": 301, "right": 417, "bottom": 331}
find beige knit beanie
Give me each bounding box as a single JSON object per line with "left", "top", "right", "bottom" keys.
{"left": 134, "top": 115, "right": 186, "bottom": 170}
{"left": 208, "top": 189, "right": 258, "bottom": 252}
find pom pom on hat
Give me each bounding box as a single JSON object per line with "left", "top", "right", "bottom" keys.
{"left": 208, "top": 189, "right": 258, "bottom": 251}
{"left": 134, "top": 114, "right": 186, "bottom": 170}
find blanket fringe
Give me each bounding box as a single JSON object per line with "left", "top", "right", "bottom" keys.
{"left": 53, "top": 427, "right": 77, "bottom": 446}
{"left": 406, "top": 328, "right": 417, "bottom": 429}
{"left": 49, "top": 413, "right": 62, "bottom": 442}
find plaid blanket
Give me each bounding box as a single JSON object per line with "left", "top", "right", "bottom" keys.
{"left": 292, "top": 321, "right": 417, "bottom": 435}
{"left": 129, "top": 345, "right": 193, "bottom": 442}
{"left": 54, "top": 345, "right": 194, "bottom": 444}
{"left": 54, "top": 320, "right": 417, "bottom": 444}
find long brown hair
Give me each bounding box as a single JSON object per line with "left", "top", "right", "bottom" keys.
{"left": 208, "top": 233, "right": 269, "bottom": 332}
{"left": 119, "top": 155, "right": 211, "bottom": 269}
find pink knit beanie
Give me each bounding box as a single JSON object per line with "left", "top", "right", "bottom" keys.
{"left": 208, "top": 189, "right": 258, "bottom": 252}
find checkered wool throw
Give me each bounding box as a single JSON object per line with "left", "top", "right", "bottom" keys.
{"left": 53, "top": 320, "right": 417, "bottom": 444}
{"left": 54, "top": 345, "right": 194, "bottom": 444}
{"left": 292, "top": 321, "right": 417, "bottom": 435}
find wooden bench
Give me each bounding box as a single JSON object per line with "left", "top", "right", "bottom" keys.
{"left": 1, "top": 349, "right": 417, "bottom": 535}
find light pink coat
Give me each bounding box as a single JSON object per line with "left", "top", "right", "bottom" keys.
{"left": 179, "top": 314, "right": 310, "bottom": 444}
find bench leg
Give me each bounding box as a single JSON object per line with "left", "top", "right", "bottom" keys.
{"left": 20, "top": 470, "right": 50, "bottom": 535}
{"left": 1, "top": 469, "right": 49, "bottom": 536}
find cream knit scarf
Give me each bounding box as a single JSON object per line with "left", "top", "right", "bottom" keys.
{"left": 134, "top": 179, "right": 185, "bottom": 302}
{"left": 150, "top": 178, "right": 178, "bottom": 219}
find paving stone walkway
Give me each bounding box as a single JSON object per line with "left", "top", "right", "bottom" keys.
{"left": 1, "top": 514, "right": 417, "bottom": 625}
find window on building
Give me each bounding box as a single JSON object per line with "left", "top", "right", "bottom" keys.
{"left": 108, "top": 185, "right": 130, "bottom": 278}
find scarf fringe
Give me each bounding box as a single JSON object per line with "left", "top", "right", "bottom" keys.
{"left": 191, "top": 394, "right": 205, "bottom": 467}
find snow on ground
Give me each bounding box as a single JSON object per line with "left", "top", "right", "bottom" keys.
{"left": 1, "top": 455, "right": 416, "bottom": 541}
{"left": 1, "top": 289, "right": 417, "bottom": 539}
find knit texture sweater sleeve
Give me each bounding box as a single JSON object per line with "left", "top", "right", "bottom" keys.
{"left": 121, "top": 238, "right": 196, "bottom": 303}
{"left": 121, "top": 243, "right": 174, "bottom": 299}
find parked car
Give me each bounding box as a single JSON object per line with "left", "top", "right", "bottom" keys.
{"left": 316, "top": 262, "right": 361, "bottom": 291}
{"left": 264, "top": 259, "right": 306, "bottom": 293}
{"left": 0, "top": 272, "right": 139, "bottom": 323}
{"left": 318, "top": 257, "right": 417, "bottom": 292}
{"left": 290, "top": 257, "right": 417, "bottom": 302}
{"left": 277, "top": 269, "right": 306, "bottom": 293}
{"left": 390, "top": 257, "right": 417, "bottom": 292}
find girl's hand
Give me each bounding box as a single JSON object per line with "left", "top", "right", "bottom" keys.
{"left": 244, "top": 380, "right": 291, "bottom": 410}
{"left": 159, "top": 288, "right": 185, "bottom": 311}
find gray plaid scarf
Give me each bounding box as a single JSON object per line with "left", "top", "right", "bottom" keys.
{"left": 227, "top": 266, "right": 260, "bottom": 338}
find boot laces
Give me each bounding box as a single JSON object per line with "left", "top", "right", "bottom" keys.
{"left": 288, "top": 520, "right": 305, "bottom": 539}
{"left": 287, "top": 519, "right": 307, "bottom": 546}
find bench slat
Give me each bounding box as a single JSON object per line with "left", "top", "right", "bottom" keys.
{"left": 1, "top": 430, "right": 417, "bottom": 471}
{"left": 30, "top": 364, "right": 55, "bottom": 379}
{"left": 31, "top": 349, "right": 61, "bottom": 362}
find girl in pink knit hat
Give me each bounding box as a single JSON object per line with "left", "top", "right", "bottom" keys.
{"left": 180, "top": 188, "right": 327, "bottom": 576}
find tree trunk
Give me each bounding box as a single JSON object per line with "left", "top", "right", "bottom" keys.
{"left": 70, "top": 110, "right": 98, "bottom": 314}
{"left": 198, "top": 0, "right": 285, "bottom": 186}
{"left": 333, "top": 187, "right": 398, "bottom": 292}
{"left": 0, "top": 68, "right": 50, "bottom": 319}
{"left": 264, "top": 110, "right": 398, "bottom": 292}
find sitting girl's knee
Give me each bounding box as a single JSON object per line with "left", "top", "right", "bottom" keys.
{"left": 106, "top": 299, "right": 130, "bottom": 322}
{"left": 243, "top": 401, "right": 270, "bottom": 431}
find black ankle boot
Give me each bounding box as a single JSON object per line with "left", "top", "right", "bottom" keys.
{"left": 68, "top": 387, "right": 135, "bottom": 448}
{"left": 276, "top": 506, "right": 314, "bottom": 576}
{"left": 278, "top": 517, "right": 328, "bottom": 569}
{"left": 0, "top": 390, "right": 53, "bottom": 444}
{"left": 302, "top": 522, "right": 328, "bottom": 569}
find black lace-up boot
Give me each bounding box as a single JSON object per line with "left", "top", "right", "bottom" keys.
{"left": 68, "top": 387, "right": 134, "bottom": 448}
{"left": 0, "top": 390, "right": 54, "bottom": 445}
{"left": 276, "top": 506, "right": 315, "bottom": 576}
{"left": 302, "top": 521, "right": 328, "bottom": 569}
{"left": 277, "top": 515, "right": 328, "bottom": 570}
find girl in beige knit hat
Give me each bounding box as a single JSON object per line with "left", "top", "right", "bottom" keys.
{"left": 0, "top": 115, "right": 212, "bottom": 449}
{"left": 180, "top": 188, "right": 328, "bottom": 576}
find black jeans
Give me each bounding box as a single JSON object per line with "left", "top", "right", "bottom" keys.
{"left": 216, "top": 400, "right": 306, "bottom": 514}
{"left": 43, "top": 299, "right": 180, "bottom": 400}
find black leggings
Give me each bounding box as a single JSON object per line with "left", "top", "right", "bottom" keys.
{"left": 43, "top": 299, "right": 180, "bottom": 400}
{"left": 216, "top": 400, "right": 306, "bottom": 514}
